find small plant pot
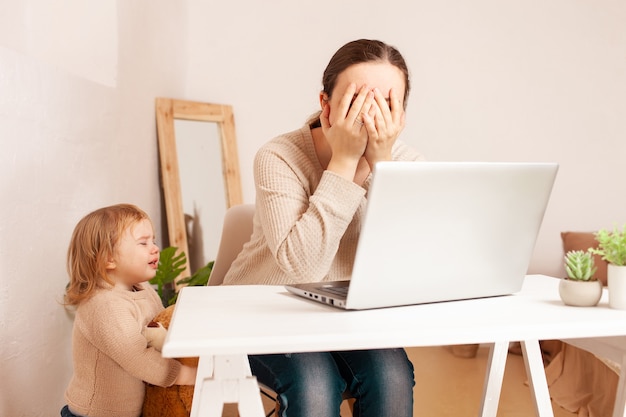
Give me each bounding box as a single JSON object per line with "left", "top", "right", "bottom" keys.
{"left": 558, "top": 278, "right": 603, "bottom": 307}
{"left": 608, "top": 264, "right": 626, "bottom": 310}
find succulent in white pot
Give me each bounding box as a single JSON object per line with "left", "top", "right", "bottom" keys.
{"left": 559, "top": 250, "right": 602, "bottom": 307}
{"left": 589, "top": 224, "right": 626, "bottom": 309}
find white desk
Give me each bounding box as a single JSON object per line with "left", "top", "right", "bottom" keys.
{"left": 163, "top": 275, "right": 626, "bottom": 417}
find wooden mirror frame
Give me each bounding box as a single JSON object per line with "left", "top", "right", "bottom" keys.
{"left": 155, "top": 97, "right": 243, "bottom": 283}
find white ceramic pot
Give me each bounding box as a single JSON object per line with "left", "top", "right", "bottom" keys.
{"left": 558, "top": 278, "right": 603, "bottom": 307}
{"left": 608, "top": 264, "right": 626, "bottom": 310}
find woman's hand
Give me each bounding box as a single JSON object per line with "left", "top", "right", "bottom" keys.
{"left": 362, "top": 87, "right": 406, "bottom": 170}
{"left": 320, "top": 83, "right": 374, "bottom": 180}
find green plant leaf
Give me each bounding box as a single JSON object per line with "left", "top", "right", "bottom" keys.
{"left": 150, "top": 247, "right": 187, "bottom": 303}
{"left": 151, "top": 246, "right": 217, "bottom": 306}
{"left": 564, "top": 250, "right": 597, "bottom": 281}
{"left": 589, "top": 224, "right": 626, "bottom": 266}
{"left": 168, "top": 261, "right": 214, "bottom": 305}
{"left": 178, "top": 261, "right": 214, "bottom": 287}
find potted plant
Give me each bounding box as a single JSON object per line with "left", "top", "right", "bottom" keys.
{"left": 151, "top": 246, "right": 214, "bottom": 307}
{"left": 589, "top": 224, "right": 626, "bottom": 309}
{"left": 559, "top": 250, "right": 603, "bottom": 306}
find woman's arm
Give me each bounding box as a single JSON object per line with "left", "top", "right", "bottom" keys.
{"left": 254, "top": 145, "right": 365, "bottom": 282}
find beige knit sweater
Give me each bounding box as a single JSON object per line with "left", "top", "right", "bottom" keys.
{"left": 64, "top": 282, "right": 181, "bottom": 417}
{"left": 223, "top": 124, "right": 423, "bottom": 286}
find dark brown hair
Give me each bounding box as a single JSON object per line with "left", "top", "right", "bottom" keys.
{"left": 323, "top": 39, "right": 410, "bottom": 106}
{"left": 309, "top": 39, "right": 410, "bottom": 127}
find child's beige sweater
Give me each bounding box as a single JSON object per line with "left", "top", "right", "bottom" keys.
{"left": 64, "top": 282, "right": 181, "bottom": 417}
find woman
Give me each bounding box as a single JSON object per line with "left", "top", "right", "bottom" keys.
{"left": 224, "top": 39, "right": 424, "bottom": 417}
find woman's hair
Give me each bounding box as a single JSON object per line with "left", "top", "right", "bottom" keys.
{"left": 64, "top": 203, "right": 151, "bottom": 306}
{"left": 309, "top": 39, "right": 411, "bottom": 126}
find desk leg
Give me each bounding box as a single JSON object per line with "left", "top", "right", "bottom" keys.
{"left": 520, "top": 339, "right": 554, "bottom": 417}
{"left": 190, "top": 354, "right": 265, "bottom": 417}
{"left": 190, "top": 356, "right": 217, "bottom": 417}
{"left": 478, "top": 341, "right": 509, "bottom": 417}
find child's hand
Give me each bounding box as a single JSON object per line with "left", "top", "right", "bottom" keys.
{"left": 174, "top": 364, "right": 197, "bottom": 385}
{"left": 143, "top": 321, "right": 167, "bottom": 351}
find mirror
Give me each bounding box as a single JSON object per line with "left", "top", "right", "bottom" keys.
{"left": 156, "top": 98, "right": 243, "bottom": 284}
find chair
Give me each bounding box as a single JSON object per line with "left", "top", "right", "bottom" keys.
{"left": 209, "top": 204, "right": 355, "bottom": 416}
{"left": 209, "top": 203, "right": 256, "bottom": 286}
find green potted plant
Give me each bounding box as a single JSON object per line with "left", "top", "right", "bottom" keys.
{"left": 150, "top": 246, "right": 214, "bottom": 307}
{"left": 559, "top": 250, "right": 602, "bottom": 306}
{"left": 589, "top": 224, "right": 626, "bottom": 309}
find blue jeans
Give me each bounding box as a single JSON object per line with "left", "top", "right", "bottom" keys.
{"left": 249, "top": 348, "right": 414, "bottom": 417}
{"left": 60, "top": 405, "right": 81, "bottom": 417}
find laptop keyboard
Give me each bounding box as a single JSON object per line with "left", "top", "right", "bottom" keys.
{"left": 321, "top": 286, "right": 349, "bottom": 297}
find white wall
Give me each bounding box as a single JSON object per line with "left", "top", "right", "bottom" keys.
{"left": 185, "top": 0, "right": 626, "bottom": 277}
{"left": 0, "top": 1, "right": 188, "bottom": 415}
{"left": 0, "top": 0, "right": 625, "bottom": 416}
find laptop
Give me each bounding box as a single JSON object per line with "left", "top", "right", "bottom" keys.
{"left": 285, "top": 161, "right": 558, "bottom": 310}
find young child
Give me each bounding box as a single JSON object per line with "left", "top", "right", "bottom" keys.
{"left": 60, "top": 204, "right": 196, "bottom": 417}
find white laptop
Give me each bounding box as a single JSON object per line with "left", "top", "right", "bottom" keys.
{"left": 285, "top": 161, "right": 558, "bottom": 310}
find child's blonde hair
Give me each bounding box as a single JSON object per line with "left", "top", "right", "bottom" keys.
{"left": 64, "top": 204, "right": 152, "bottom": 306}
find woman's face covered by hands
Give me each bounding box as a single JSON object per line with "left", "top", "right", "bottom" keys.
{"left": 320, "top": 62, "right": 407, "bottom": 170}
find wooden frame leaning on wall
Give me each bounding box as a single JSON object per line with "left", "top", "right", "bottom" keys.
{"left": 155, "top": 97, "right": 243, "bottom": 285}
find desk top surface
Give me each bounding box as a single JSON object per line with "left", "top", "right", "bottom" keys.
{"left": 163, "top": 275, "right": 626, "bottom": 358}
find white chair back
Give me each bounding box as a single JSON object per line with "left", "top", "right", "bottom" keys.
{"left": 208, "top": 204, "right": 255, "bottom": 286}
